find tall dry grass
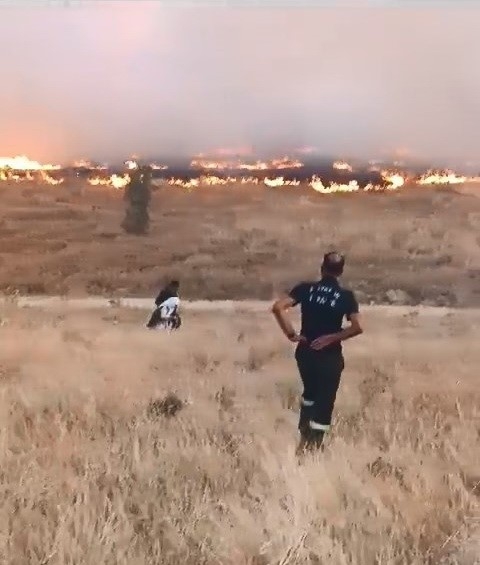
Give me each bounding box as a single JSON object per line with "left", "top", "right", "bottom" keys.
{"left": 0, "top": 304, "right": 479, "bottom": 564}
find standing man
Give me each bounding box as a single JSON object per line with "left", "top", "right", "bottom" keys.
{"left": 272, "top": 252, "right": 363, "bottom": 452}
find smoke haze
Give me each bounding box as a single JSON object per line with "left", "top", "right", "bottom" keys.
{"left": 1, "top": 2, "right": 480, "bottom": 164}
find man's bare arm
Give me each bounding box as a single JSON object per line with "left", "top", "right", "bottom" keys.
{"left": 271, "top": 296, "right": 303, "bottom": 342}
{"left": 336, "top": 313, "right": 363, "bottom": 341}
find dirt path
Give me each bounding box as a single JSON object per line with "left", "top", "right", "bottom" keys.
{"left": 1, "top": 295, "right": 476, "bottom": 317}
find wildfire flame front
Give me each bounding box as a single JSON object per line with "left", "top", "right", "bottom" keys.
{"left": 0, "top": 154, "right": 477, "bottom": 193}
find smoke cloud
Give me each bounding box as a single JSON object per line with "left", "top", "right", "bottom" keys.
{"left": 1, "top": 2, "right": 479, "bottom": 164}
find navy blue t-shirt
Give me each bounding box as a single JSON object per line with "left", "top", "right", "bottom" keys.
{"left": 289, "top": 276, "right": 359, "bottom": 352}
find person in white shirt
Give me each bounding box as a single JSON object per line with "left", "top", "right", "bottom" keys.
{"left": 146, "top": 280, "right": 181, "bottom": 330}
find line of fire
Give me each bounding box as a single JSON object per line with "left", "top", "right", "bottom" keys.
{"left": 1, "top": 153, "right": 479, "bottom": 193}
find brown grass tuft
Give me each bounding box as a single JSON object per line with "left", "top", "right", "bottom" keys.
{"left": 147, "top": 393, "right": 184, "bottom": 419}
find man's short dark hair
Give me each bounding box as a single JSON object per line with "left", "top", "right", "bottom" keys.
{"left": 322, "top": 252, "right": 345, "bottom": 276}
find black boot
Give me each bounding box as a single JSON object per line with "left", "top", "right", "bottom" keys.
{"left": 296, "top": 427, "right": 325, "bottom": 456}
{"left": 308, "top": 429, "right": 325, "bottom": 451}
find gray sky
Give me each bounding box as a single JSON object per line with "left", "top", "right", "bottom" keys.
{"left": 1, "top": 2, "right": 479, "bottom": 164}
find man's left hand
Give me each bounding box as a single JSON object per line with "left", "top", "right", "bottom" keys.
{"left": 310, "top": 334, "right": 337, "bottom": 350}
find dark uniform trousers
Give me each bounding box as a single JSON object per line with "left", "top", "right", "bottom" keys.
{"left": 295, "top": 343, "right": 344, "bottom": 436}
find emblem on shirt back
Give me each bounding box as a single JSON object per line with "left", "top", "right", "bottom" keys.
{"left": 309, "top": 284, "right": 341, "bottom": 307}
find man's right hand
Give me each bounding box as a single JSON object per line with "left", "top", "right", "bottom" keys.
{"left": 287, "top": 332, "right": 306, "bottom": 344}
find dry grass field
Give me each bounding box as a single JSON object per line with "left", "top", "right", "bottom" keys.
{"left": 1, "top": 301, "right": 479, "bottom": 564}
{"left": 0, "top": 181, "right": 479, "bottom": 306}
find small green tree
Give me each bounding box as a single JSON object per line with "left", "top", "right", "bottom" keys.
{"left": 121, "top": 165, "right": 152, "bottom": 235}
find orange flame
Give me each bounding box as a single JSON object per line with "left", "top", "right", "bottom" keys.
{"left": 380, "top": 170, "right": 407, "bottom": 189}
{"left": 168, "top": 177, "right": 200, "bottom": 189}
{"left": 1, "top": 154, "right": 478, "bottom": 193}
{"left": 190, "top": 156, "right": 303, "bottom": 172}
{"left": 0, "top": 155, "right": 60, "bottom": 171}
{"left": 124, "top": 160, "right": 138, "bottom": 170}
{"left": 264, "top": 177, "right": 300, "bottom": 187}
{"left": 418, "top": 170, "right": 466, "bottom": 185}
{"left": 333, "top": 160, "right": 353, "bottom": 172}
{"left": 0, "top": 156, "right": 64, "bottom": 185}
{"left": 39, "top": 170, "right": 64, "bottom": 185}
{"left": 124, "top": 159, "right": 167, "bottom": 171}
{"left": 310, "top": 177, "right": 365, "bottom": 194}
{"left": 73, "top": 159, "right": 109, "bottom": 170}
{"left": 87, "top": 174, "right": 130, "bottom": 189}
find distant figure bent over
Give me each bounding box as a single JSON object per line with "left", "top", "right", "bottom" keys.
{"left": 146, "top": 280, "right": 181, "bottom": 331}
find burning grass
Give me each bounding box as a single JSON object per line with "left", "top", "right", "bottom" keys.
{"left": 1, "top": 153, "right": 479, "bottom": 191}
{"left": 0, "top": 303, "right": 479, "bottom": 563}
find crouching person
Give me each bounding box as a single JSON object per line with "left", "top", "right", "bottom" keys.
{"left": 146, "top": 280, "right": 182, "bottom": 331}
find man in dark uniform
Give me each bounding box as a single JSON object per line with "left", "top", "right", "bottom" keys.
{"left": 272, "top": 252, "right": 363, "bottom": 452}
